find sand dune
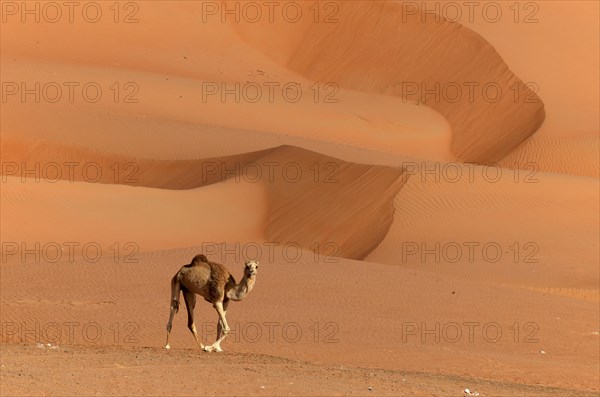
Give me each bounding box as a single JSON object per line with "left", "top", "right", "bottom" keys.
{"left": 233, "top": 0, "right": 545, "bottom": 163}
{"left": 1, "top": 144, "right": 408, "bottom": 260}
{"left": 456, "top": 0, "right": 600, "bottom": 139}
{"left": 1, "top": 10, "right": 451, "bottom": 162}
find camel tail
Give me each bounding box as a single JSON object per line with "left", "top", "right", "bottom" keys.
{"left": 170, "top": 274, "right": 181, "bottom": 313}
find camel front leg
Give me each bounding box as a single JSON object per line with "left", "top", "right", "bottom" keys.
{"left": 204, "top": 301, "right": 229, "bottom": 352}
{"left": 216, "top": 300, "right": 230, "bottom": 342}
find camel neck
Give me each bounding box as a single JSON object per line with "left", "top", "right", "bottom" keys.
{"left": 227, "top": 273, "right": 256, "bottom": 301}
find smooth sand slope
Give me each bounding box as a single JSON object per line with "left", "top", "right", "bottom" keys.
{"left": 1, "top": 5, "right": 451, "bottom": 162}
{"left": 366, "top": 164, "right": 600, "bottom": 299}
{"left": 0, "top": 176, "right": 266, "bottom": 254}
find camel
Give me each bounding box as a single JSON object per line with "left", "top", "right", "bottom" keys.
{"left": 165, "top": 254, "right": 258, "bottom": 352}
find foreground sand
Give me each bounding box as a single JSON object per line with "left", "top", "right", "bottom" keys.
{"left": 1, "top": 248, "right": 598, "bottom": 394}
{"left": 3, "top": 344, "right": 591, "bottom": 397}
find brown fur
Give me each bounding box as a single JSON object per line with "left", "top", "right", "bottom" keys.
{"left": 191, "top": 254, "right": 208, "bottom": 265}
{"left": 180, "top": 254, "right": 237, "bottom": 303}
{"left": 205, "top": 260, "right": 236, "bottom": 303}
{"left": 170, "top": 274, "right": 180, "bottom": 313}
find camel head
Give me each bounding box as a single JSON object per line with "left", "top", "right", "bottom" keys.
{"left": 244, "top": 260, "right": 259, "bottom": 278}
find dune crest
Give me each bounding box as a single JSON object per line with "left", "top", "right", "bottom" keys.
{"left": 0, "top": 138, "right": 270, "bottom": 190}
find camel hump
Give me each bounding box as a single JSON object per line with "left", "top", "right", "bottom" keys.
{"left": 191, "top": 254, "right": 208, "bottom": 265}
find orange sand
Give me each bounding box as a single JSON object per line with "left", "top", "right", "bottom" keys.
{"left": 1, "top": 1, "right": 598, "bottom": 395}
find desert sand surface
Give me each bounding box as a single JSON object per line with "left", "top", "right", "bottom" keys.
{"left": 5, "top": 344, "right": 590, "bottom": 397}
{"left": 1, "top": 1, "right": 598, "bottom": 396}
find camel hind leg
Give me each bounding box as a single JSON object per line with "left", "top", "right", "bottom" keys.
{"left": 165, "top": 274, "right": 181, "bottom": 349}
{"left": 182, "top": 289, "right": 204, "bottom": 350}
